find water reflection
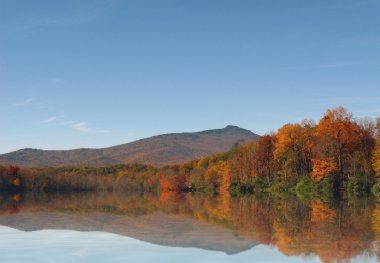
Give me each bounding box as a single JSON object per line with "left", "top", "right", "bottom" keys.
{"left": 0, "top": 192, "right": 379, "bottom": 262}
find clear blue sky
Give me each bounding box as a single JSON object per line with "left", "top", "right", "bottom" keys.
{"left": 1, "top": 0, "right": 380, "bottom": 154}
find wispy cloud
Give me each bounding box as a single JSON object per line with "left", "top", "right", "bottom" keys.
{"left": 71, "top": 122, "right": 111, "bottom": 133}
{"left": 57, "top": 121, "right": 75, "bottom": 126}
{"left": 11, "top": 98, "right": 34, "bottom": 107}
{"left": 2, "top": 1, "right": 124, "bottom": 36}
{"left": 39, "top": 114, "right": 111, "bottom": 134}
{"left": 42, "top": 115, "right": 64, "bottom": 123}
{"left": 39, "top": 114, "right": 110, "bottom": 133}
{"left": 1, "top": 98, "right": 35, "bottom": 109}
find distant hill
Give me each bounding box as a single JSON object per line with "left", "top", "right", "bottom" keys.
{"left": 0, "top": 125, "right": 259, "bottom": 167}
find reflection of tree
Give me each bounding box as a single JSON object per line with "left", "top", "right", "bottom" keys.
{"left": 0, "top": 194, "right": 21, "bottom": 214}
{"left": 313, "top": 200, "right": 375, "bottom": 263}
{"left": 371, "top": 202, "right": 380, "bottom": 261}
{"left": 311, "top": 200, "right": 336, "bottom": 223}
{"left": 270, "top": 198, "right": 376, "bottom": 262}
{"left": 159, "top": 192, "right": 187, "bottom": 214}
{"left": 154, "top": 193, "right": 379, "bottom": 262}
{"left": 0, "top": 192, "right": 379, "bottom": 262}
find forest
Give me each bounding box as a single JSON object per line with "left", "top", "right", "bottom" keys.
{"left": 1, "top": 107, "right": 380, "bottom": 196}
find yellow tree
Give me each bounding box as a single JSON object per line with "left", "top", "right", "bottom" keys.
{"left": 373, "top": 141, "right": 380, "bottom": 177}
{"left": 274, "top": 123, "right": 314, "bottom": 179}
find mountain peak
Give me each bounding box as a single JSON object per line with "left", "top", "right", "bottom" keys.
{"left": 224, "top": 125, "right": 253, "bottom": 134}
{"left": 225, "top": 125, "right": 244, "bottom": 130}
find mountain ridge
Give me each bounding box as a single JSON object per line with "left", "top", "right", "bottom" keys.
{"left": 0, "top": 125, "right": 260, "bottom": 167}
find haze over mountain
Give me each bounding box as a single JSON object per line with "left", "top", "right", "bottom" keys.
{"left": 0, "top": 125, "right": 259, "bottom": 167}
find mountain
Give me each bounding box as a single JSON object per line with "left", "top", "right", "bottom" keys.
{"left": 0, "top": 192, "right": 259, "bottom": 255}
{"left": 0, "top": 212, "right": 258, "bottom": 255}
{"left": 0, "top": 125, "right": 259, "bottom": 167}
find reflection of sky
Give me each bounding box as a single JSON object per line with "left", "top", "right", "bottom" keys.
{"left": 0, "top": 226, "right": 374, "bottom": 263}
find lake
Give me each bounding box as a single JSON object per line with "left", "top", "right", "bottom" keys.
{"left": 0, "top": 192, "right": 378, "bottom": 262}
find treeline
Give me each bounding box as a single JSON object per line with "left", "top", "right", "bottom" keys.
{"left": 0, "top": 164, "right": 158, "bottom": 192}
{"left": 158, "top": 107, "right": 380, "bottom": 195}
{"left": 1, "top": 107, "right": 380, "bottom": 195}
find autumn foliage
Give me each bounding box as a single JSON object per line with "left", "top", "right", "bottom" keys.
{"left": 175, "top": 106, "right": 379, "bottom": 193}
{"left": 311, "top": 158, "right": 338, "bottom": 181}
{"left": 373, "top": 119, "right": 380, "bottom": 177}
{"left": 1, "top": 107, "right": 380, "bottom": 195}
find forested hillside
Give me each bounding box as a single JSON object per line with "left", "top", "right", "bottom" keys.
{"left": 0, "top": 125, "right": 259, "bottom": 167}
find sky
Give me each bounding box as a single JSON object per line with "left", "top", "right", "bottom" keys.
{"left": 0, "top": 226, "right": 374, "bottom": 262}
{"left": 0, "top": 227, "right": 339, "bottom": 263}
{"left": 1, "top": 0, "right": 380, "bottom": 154}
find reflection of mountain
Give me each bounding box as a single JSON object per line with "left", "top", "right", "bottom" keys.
{"left": 0, "top": 193, "right": 258, "bottom": 255}
{"left": 0, "top": 212, "right": 257, "bottom": 255}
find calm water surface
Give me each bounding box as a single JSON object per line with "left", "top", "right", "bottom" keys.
{"left": 0, "top": 192, "right": 378, "bottom": 262}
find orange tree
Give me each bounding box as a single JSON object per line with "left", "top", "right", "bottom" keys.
{"left": 274, "top": 123, "right": 314, "bottom": 180}
{"left": 315, "top": 107, "right": 363, "bottom": 180}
